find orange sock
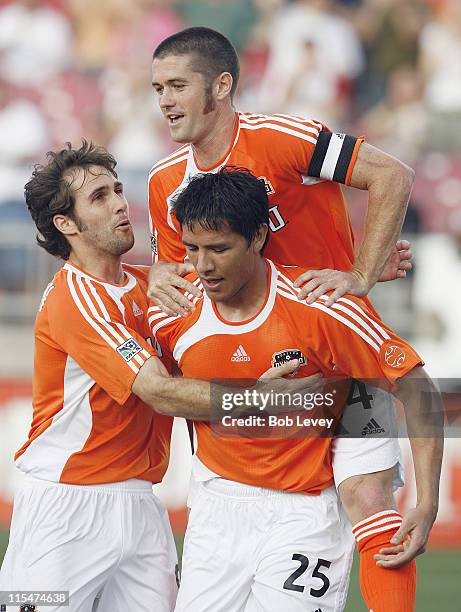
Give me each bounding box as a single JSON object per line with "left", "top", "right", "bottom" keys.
{"left": 352, "top": 510, "right": 416, "bottom": 612}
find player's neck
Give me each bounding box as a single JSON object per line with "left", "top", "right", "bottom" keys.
{"left": 215, "top": 257, "right": 268, "bottom": 322}
{"left": 68, "top": 251, "right": 125, "bottom": 285}
{"left": 192, "top": 107, "right": 237, "bottom": 169}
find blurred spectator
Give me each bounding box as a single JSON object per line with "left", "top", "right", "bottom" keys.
{"left": 0, "top": 0, "right": 72, "bottom": 86}
{"left": 0, "top": 79, "right": 48, "bottom": 201}
{"left": 360, "top": 65, "right": 428, "bottom": 164}
{"left": 412, "top": 213, "right": 461, "bottom": 379}
{"left": 258, "top": 0, "right": 363, "bottom": 125}
{"left": 419, "top": 0, "right": 461, "bottom": 151}
{"left": 175, "top": 0, "right": 257, "bottom": 52}
{"left": 353, "top": 0, "right": 425, "bottom": 111}
{"left": 103, "top": 65, "right": 170, "bottom": 171}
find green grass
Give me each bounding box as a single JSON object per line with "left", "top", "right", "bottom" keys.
{"left": 344, "top": 550, "right": 460, "bottom": 611}
{"left": 2, "top": 531, "right": 460, "bottom": 609}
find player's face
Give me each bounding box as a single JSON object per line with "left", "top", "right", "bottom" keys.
{"left": 182, "top": 223, "right": 263, "bottom": 303}
{"left": 66, "top": 166, "right": 134, "bottom": 256}
{"left": 152, "top": 54, "right": 215, "bottom": 145}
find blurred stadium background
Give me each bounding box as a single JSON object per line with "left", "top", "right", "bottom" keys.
{"left": 0, "top": 0, "right": 460, "bottom": 609}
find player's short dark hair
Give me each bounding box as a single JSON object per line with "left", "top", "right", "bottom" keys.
{"left": 25, "top": 140, "right": 117, "bottom": 260}
{"left": 173, "top": 167, "right": 269, "bottom": 252}
{"left": 153, "top": 27, "right": 240, "bottom": 98}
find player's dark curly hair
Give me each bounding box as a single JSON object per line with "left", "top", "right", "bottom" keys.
{"left": 24, "top": 140, "right": 117, "bottom": 260}
{"left": 153, "top": 27, "right": 240, "bottom": 99}
{"left": 172, "top": 167, "right": 270, "bottom": 253}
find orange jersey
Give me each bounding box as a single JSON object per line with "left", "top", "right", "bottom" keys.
{"left": 148, "top": 112, "right": 363, "bottom": 268}
{"left": 15, "top": 262, "right": 173, "bottom": 485}
{"left": 150, "top": 260, "right": 422, "bottom": 495}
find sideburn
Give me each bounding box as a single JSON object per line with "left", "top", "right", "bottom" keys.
{"left": 203, "top": 82, "right": 216, "bottom": 115}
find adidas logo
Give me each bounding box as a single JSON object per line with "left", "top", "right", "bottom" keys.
{"left": 314, "top": 608, "right": 323, "bottom": 612}
{"left": 231, "top": 345, "right": 250, "bottom": 362}
{"left": 132, "top": 300, "right": 143, "bottom": 317}
{"left": 361, "top": 418, "right": 385, "bottom": 436}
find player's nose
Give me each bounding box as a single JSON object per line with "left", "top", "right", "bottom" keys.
{"left": 196, "top": 251, "right": 215, "bottom": 274}
{"left": 159, "top": 89, "right": 175, "bottom": 110}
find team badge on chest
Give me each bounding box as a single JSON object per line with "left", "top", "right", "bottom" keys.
{"left": 271, "top": 349, "right": 306, "bottom": 368}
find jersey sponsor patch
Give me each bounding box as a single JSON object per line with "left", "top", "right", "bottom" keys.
{"left": 116, "top": 338, "right": 143, "bottom": 362}
{"left": 308, "top": 130, "right": 359, "bottom": 184}
{"left": 271, "top": 349, "right": 306, "bottom": 368}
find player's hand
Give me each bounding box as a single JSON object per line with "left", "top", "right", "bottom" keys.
{"left": 147, "top": 261, "right": 202, "bottom": 316}
{"left": 294, "top": 269, "right": 370, "bottom": 307}
{"left": 257, "top": 359, "right": 324, "bottom": 406}
{"left": 374, "top": 505, "right": 436, "bottom": 568}
{"left": 378, "top": 239, "right": 413, "bottom": 282}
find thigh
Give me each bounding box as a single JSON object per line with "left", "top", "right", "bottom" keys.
{"left": 248, "top": 489, "right": 354, "bottom": 612}
{"left": 333, "top": 383, "right": 404, "bottom": 490}
{"left": 0, "top": 482, "right": 117, "bottom": 612}
{"left": 175, "top": 483, "right": 257, "bottom": 612}
{"left": 98, "top": 494, "right": 178, "bottom": 612}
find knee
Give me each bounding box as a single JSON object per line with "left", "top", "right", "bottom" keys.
{"left": 338, "top": 470, "right": 396, "bottom": 523}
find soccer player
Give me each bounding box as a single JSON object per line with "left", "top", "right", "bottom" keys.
{"left": 150, "top": 168, "right": 442, "bottom": 612}
{"left": 147, "top": 27, "right": 421, "bottom": 609}
{"left": 0, "top": 142, "right": 309, "bottom": 612}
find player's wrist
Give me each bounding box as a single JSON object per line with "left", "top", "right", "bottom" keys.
{"left": 349, "top": 266, "right": 373, "bottom": 292}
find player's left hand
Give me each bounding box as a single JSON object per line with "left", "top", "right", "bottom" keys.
{"left": 294, "top": 269, "right": 370, "bottom": 307}
{"left": 378, "top": 239, "right": 413, "bottom": 283}
{"left": 373, "top": 505, "right": 436, "bottom": 568}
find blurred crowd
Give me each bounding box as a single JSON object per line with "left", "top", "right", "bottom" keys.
{"left": 0, "top": 0, "right": 460, "bottom": 377}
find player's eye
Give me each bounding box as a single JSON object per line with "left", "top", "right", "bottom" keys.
{"left": 173, "top": 84, "right": 185, "bottom": 90}
{"left": 212, "top": 247, "right": 228, "bottom": 253}
{"left": 115, "top": 185, "right": 123, "bottom": 195}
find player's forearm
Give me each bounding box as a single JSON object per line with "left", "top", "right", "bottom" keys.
{"left": 146, "top": 375, "right": 213, "bottom": 420}
{"left": 396, "top": 369, "right": 444, "bottom": 514}
{"left": 133, "top": 357, "right": 212, "bottom": 420}
{"left": 350, "top": 144, "right": 414, "bottom": 288}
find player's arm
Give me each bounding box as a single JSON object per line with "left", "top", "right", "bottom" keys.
{"left": 374, "top": 366, "right": 443, "bottom": 568}
{"left": 294, "top": 137, "right": 414, "bottom": 305}
{"left": 132, "top": 356, "right": 321, "bottom": 419}
{"left": 311, "top": 297, "right": 443, "bottom": 564}
{"left": 147, "top": 172, "right": 201, "bottom": 315}
{"left": 349, "top": 143, "right": 414, "bottom": 290}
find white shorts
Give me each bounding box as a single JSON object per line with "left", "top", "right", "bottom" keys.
{"left": 175, "top": 479, "right": 354, "bottom": 612}
{"left": 0, "top": 476, "right": 178, "bottom": 612}
{"left": 332, "top": 383, "right": 404, "bottom": 490}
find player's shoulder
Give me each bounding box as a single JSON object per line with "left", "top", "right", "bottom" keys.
{"left": 148, "top": 144, "right": 190, "bottom": 184}
{"left": 238, "top": 111, "right": 323, "bottom": 143}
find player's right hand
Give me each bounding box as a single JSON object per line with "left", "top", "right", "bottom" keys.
{"left": 147, "top": 261, "right": 202, "bottom": 316}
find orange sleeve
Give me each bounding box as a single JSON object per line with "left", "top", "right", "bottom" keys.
{"left": 48, "top": 277, "right": 157, "bottom": 405}
{"left": 310, "top": 295, "right": 423, "bottom": 388}
{"left": 148, "top": 172, "right": 186, "bottom": 264}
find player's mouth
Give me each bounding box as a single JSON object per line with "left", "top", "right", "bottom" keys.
{"left": 202, "top": 277, "right": 224, "bottom": 290}
{"left": 114, "top": 219, "right": 132, "bottom": 231}
{"left": 166, "top": 113, "right": 184, "bottom": 126}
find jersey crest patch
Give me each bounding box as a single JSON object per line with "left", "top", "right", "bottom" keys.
{"left": 271, "top": 349, "right": 306, "bottom": 368}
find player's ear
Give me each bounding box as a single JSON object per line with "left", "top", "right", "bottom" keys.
{"left": 215, "top": 72, "right": 233, "bottom": 101}
{"left": 253, "top": 223, "right": 268, "bottom": 255}
{"left": 53, "top": 214, "right": 79, "bottom": 237}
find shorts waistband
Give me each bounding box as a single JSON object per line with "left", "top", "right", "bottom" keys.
{"left": 200, "top": 477, "right": 306, "bottom": 499}
{"left": 24, "top": 475, "right": 154, "bottom": 494}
